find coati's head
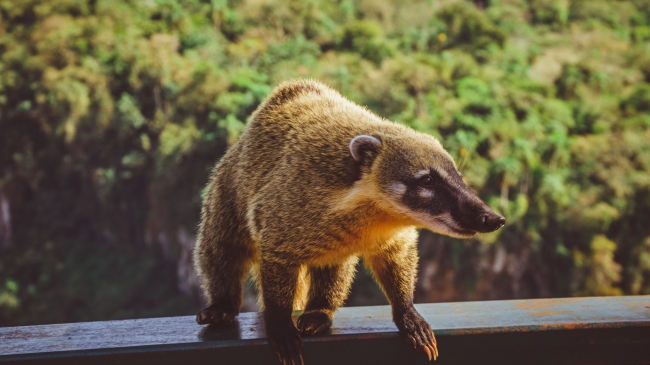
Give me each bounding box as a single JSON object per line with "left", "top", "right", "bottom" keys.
{"left": 349, "top": 132, "right": 505, "bottom": 238}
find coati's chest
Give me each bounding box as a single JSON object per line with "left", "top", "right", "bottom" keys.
{"left": 308, "top": 212, "right": 413, "bottom": 266}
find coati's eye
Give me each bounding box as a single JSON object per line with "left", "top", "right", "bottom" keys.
{"left": 419, "top": 175, "right": 434, "bottom": 187}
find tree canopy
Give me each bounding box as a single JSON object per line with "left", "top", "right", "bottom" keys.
{"left": 1, "top": 0, "right": 650, "bottom": 326}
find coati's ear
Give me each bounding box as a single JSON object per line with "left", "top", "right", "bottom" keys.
{"left": 349, "top": 135, "right": 382, "bottom": 164}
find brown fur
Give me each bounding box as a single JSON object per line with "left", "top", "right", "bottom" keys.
{"left": 194, "top": 79, "right": 504, "bottom": 363}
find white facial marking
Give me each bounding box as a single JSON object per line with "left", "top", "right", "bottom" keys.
{"left": 418, "top": 189, "right": 434, "bottom": 199}
{"left": 434, "top": 213, "right": 459, "bottom": 230}
{"left": 388, "top": 183, "right": 407, "bottom": 196}
{"left": 408, "top": 211, "right": 476, "bottom": 239}
{"left": 432, "top": 167, "right": 449, "bottom": 180}
{"left": 335, "top": 177, "right": 371, "bottom": 210}
{"left": 414, "top": 169, "right": 430, "bottom": 179}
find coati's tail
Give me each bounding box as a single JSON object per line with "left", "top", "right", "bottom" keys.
{"left": 250, "top": 264, "right": 310, "bottom": 311}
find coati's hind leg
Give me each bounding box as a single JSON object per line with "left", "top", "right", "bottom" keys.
{"left": 297, "top": 256, "right": 358, "bottom": 336}
{"left": 195, "top": 243, "right": 254, "bottom": 325}
{"left": 194, "top": 180, "right": 255, "bottom": 325}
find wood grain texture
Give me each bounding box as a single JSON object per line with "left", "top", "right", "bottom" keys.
{"left": 2, "top": 296, "right": 650, "bottom": 364}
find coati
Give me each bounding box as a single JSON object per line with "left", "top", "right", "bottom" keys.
{"left": 194, "top": 79, "right": 505, "bottom": 364}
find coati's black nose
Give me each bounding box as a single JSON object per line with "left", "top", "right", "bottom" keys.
{"left": 479, "top": 213, "right": 506, "bottom": 232}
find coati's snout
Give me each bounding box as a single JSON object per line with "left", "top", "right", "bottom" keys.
{"left": 350, "top": 133, "right": 506, "bottom": 238}
{"left": 479, "top": 210, "right": 507, "bottom": 232}
{"left": 450, "top": 189, "right": 506, "bottom": 236}
{"left": 395, "top": 168, "right": 506, "bottom": 238}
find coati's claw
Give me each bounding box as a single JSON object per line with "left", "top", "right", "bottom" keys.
{"left": 196, "top": 304, "right": 237, "bottom": 325}
{"left": 430, "top": 344, "right": 436, "bottom": 357}
{"left": 297, "top": 310, "right": 333, "bottom": 336}
{"left": 395, "top": 307, "right": 439, "bottom": 361}
{"left": 429, "top": 331, "right": 438, "bottom": 360}
{"left": 423, "top": 345, "right": 432, "bottom": 361}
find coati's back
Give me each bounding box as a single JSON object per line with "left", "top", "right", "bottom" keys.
{"left": 225, "top": 79, "right": 417, "bottom": 204}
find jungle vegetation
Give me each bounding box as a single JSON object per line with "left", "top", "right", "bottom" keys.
{"left": 1, "top": 0, "right": 650, "bottom": 326}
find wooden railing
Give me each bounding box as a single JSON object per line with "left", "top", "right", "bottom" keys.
{"left": 1, "top": 296, "right": 649, "bottom": 364}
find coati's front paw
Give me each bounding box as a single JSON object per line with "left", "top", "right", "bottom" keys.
{"left": 267, "top": 322, "right": 304, "bottom": 365}
{"left": 196, "top": 304, "right": 238, "bottom": 325}
{"left": 297, "top": 310, "right": 332, "bottom": 336}
{"left": 394, "top": 307, "right": 438, "bottom": 361}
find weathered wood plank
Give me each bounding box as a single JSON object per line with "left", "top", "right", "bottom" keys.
{"left": 1, "top": 296, "right": 649, "bottom": 365}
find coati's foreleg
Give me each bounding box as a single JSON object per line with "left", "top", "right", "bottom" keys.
{"left": 365, "top": 232, "right": 439, "bottom": 361}
{"left": 297, "top": 256, "right": 359, "bottom": 336}
{"left": 260, "top": 259, "right": 304, "bottom": 365}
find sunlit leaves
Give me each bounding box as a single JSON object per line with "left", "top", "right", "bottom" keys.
{"left": 158, "top": 119, "right": 202, "bottom": 158}
{"left": 218, "top": 114, "right": 245, "bottom": 146}
{"left": 575, "top": 235, "right": 623, "bottom": 296}
{"left": 2, "top": 0, "right": 650, "bottom": 325}
{"left": 116, "top": 93, "right": 146, "bottom": 129}
{"left": 338, "top": 20, "right": 394, "bottom": 65}
{"left": 0, "top": 280, "right": 19, "bottom": 310}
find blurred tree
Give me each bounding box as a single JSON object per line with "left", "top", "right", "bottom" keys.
{"left": 1, "top": 0, "right": 650, "bottom": 326}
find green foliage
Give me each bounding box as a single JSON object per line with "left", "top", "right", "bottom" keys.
{"left": 0, "top": 280, "right": 20, "bottom": 312}
{"left": 0, "top": 240, "right": 192, "bottom": 326}
{"left": 1, "top": 0, "right": 650, "bottom": 325}
{"left": 437, "top": 2, "right": 506, "bottom": 58}
{"left": 622, "top": 84, "right": 650, "bottom": 115}
{"left": 575, "top": 235, "right": 623, "bottom": 296}
{"left": 338, "top": 21, "right": 395, "bottom": 64}
{"left": 531, "top": 0, "right": 569, "bottom": 28}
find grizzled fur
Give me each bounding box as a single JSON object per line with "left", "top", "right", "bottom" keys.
{"left": 194, "top": 80, "right": 504, "bottom": 364}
